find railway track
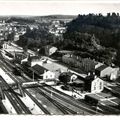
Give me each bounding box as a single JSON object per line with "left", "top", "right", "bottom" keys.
{"left": 14, "top": 68, "right": 92, "bottom": 114}
{"left": 30, "top": 88, "right": 78, "bottom": 115}
{"left": 2, "top": 58, "right": 119, "bottom": 115}
{"left": 16, "top": 70, "right": 96, "bottom": 114}
{"left": 44, "top": 85, "right": 120, "bottom": 115}
{"left": 18, "top": 65, "right": 120, "bottom": 115}
{"left": 18, "top": 73, "right": 78, "bottom": 115}
{"left": 45, "top": 84, "right": 120, "bottom": 114}
{"left": 0, "top": 76, "right": 31, "bottom": 114}
{"left": 98, "top": 102, "right": 120, "bottom": 115}
{"left": 9, "top": 91, "right": 32, "bottom": 114}
{"left": 24, "top": 89, "right": 51, "bottom": 115}
{"left": 8, "top": 63, "right": 103, "bottom": 115}
{"left": 37, "top": 86, "right": 100, "bottom": 115}
{"left": 4, "top": 91, "right": 24, "bottom": 114}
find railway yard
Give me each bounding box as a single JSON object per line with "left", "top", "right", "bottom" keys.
{"left": 0, "top": 43, "right": 120, "bottom": 115}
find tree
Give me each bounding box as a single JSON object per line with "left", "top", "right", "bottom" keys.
{"left": 81, "top": 58, "right": 95, "bottom": 73}
{"left": 16, "top": 35, "right": 28, "bottom": 48}
{"left": 7, "top": 32, "right": 15, "bottom": 41}
{"left": 59, "top": 72, "right": 70, "bottom": 85}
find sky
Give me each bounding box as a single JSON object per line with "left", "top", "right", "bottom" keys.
{"left": 0, "top": 1, "right": 120, "bottom": 16}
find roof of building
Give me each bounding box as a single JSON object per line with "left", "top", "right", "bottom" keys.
{"left": 95, "top": 62, "right": 104, "bottom": 69}
{"left": 28, "top": 56, "right": 41, "bottom": 61}
{"left": 86, "top": 92, "right": 112, "bottom": 101}
{"left": 73, "top": 78, "right": 84, "bottom": 84}
{"left": 29, "top": 64, "right": 47, "bottom": 75}
{"left": 15, "top": 53, "right": 27, "bottom": 59}
{"left": 49, "top": 46, "right": 57, "bottom": 50}
{"left": 97, "top": 92, "right": 112, "bottom": 98}
{"left": 86, "top": 93, "right": 104, "bottom": 101}
{"left": 42, "top": 62, "right": 68, "bottom": 72}
{"left": 95, "top": 64, "right": 108, "bottom": 72}
{"left": 58, "top": 50, "right": 73, "bottom": 54}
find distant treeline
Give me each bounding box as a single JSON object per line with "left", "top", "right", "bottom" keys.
{"left": 6, "top": 17, "right": 35, "bottom": 24}
{"left": 64, "top": 13, "right": 120, "bottom": 48}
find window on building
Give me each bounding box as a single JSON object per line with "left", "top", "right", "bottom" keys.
{"left": 99, "top": 81, "right": 102, "bottom": 90}
{"left": 94, "top": 82, "right": 96, "bottom": 91}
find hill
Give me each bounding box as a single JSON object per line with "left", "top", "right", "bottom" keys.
{"left": 62, "top": 13, "right": 120, "bottom": 65}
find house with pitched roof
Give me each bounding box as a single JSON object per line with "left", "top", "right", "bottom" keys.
{"left": 84, "top": 74, "right": 104, "bottom": 93}
{"left": 95, "top": 64, "right": 119, "bottom": 80}
{"left": 29, "top": 64, "right": 60, "bottom": 81}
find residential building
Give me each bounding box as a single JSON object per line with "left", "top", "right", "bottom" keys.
{"left": 95, "top": 64, "right": 119, "bottom": 80}
{"left": 84, "top": 74, "right": 104, "bottom": 93}
{"left": 91, "top": 77, "right": 104, "bottom": 93}
{"left": 45, "top": 45, "right": 58, "bottom": 56}
{"left": 49, "top": 46, "right": 58, "bottom": 56}
{"left": 43, "top": 71, "right": 55, "bottom": 80}
{"left": 30, "top": 64, "right": 60, "bottom": 81}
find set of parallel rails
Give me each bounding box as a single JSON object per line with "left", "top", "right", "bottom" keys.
{"left": 2, "top": 57, "right": 120, "bottom": 115}
{"left": 10, "top": 63, "right": 104, "bottom": 115}
{"left": 37, "top": 86, "right": 100, "bottom": 115}
{"left": 24, "top": 89, "right": 51, "bottom": 115}
{"left": 17, "top": 64, "right": 120, "bottom": 114}
{"left": 4, "top": 91, "right": 31, "bottom": 114}
{"left": 0, "top": 59, "right": 52, "bottom": 114}
{"left": 26, "top": 88, "right": 77, "bottom": 115}
{"left": 13, "top": 64, "right": 92, "bottom": 114}
{"left": 0, "top": 76, "right": 31, "bottom": 114}
{"left": 97, "top": 102, "right": 120, "bottom": 115}
{"left": 44, "top": 85, "right": 103, "bottom": 113}
{"left": 8, "top": 91, "right": 32, "bottom": 114}
{"left": 15, "top": 70, "right": 78, "bottom": 115}
{"left": 4, "top": 91, "right": 24, "bottom": 114}
{"left": 45, "top": 85, "right": 120, "bottom": 114}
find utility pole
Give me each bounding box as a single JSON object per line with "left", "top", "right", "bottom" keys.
{"left": 96, "top": 102, "right": 99, "bottom": 114}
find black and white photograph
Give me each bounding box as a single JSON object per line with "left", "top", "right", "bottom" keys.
{"left": 0, "top": 0, "right": 120, "bottom": 118}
